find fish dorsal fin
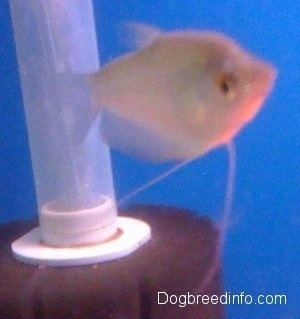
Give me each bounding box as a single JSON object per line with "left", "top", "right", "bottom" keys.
{"left": 120, "top": 22, "right": 161, "bottom": 50}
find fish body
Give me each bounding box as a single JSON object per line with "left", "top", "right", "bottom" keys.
{"left": 89, "top": 25, "right": 276, "bottom": 161}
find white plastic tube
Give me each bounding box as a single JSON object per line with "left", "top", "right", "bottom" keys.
{"left": 9, "top": 0, "right": 118, "bottom": 247}
{"left": 10, "top": 0, "right": 151, "bottom": 266}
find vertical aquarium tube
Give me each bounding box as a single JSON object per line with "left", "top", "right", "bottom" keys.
{"left": 10, "top": 0, "right": 150, "bottom": 266}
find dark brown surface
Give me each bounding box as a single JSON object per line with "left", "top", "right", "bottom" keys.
{"left": 0, "top": 205, "right": 224, "bottom": 319}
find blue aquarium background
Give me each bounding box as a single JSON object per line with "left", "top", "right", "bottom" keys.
{"left": 0, "top": 1, "right": 299, "bottom": 318}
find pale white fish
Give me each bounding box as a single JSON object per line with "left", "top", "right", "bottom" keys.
{"left": 89, "top": 23, "right": 276, "bottom": 162}
{"left": 88, "top": 24, "right": 277, "bottom": 294}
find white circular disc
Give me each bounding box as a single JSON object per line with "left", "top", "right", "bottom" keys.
{"left": 11, "top": 217, "right": 151, "bottom": 267}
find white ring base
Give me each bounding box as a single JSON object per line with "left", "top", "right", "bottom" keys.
{"left": 11, "top": 217, "right": 151, "bottom": 267}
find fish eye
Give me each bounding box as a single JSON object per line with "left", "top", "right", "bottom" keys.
{"left": 215, "top": 73, "right": 236, "bottom": 98}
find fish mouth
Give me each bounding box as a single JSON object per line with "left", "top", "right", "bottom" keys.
{"left": 254, "top": 60, "right": 277, "bottom": 98}
{"left": 242, "top": 60, "right": 277, "bottom": 122}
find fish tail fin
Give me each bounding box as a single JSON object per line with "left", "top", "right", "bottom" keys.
{"left": 71, "top": 72, "right": 101, "bottom": 145}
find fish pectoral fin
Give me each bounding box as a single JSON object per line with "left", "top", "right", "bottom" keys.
{"left": 100, "top": 110, "right": 183, "bottom": 162}
{"left": 118, "top": 22, "right": 161, "bottom": 51}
